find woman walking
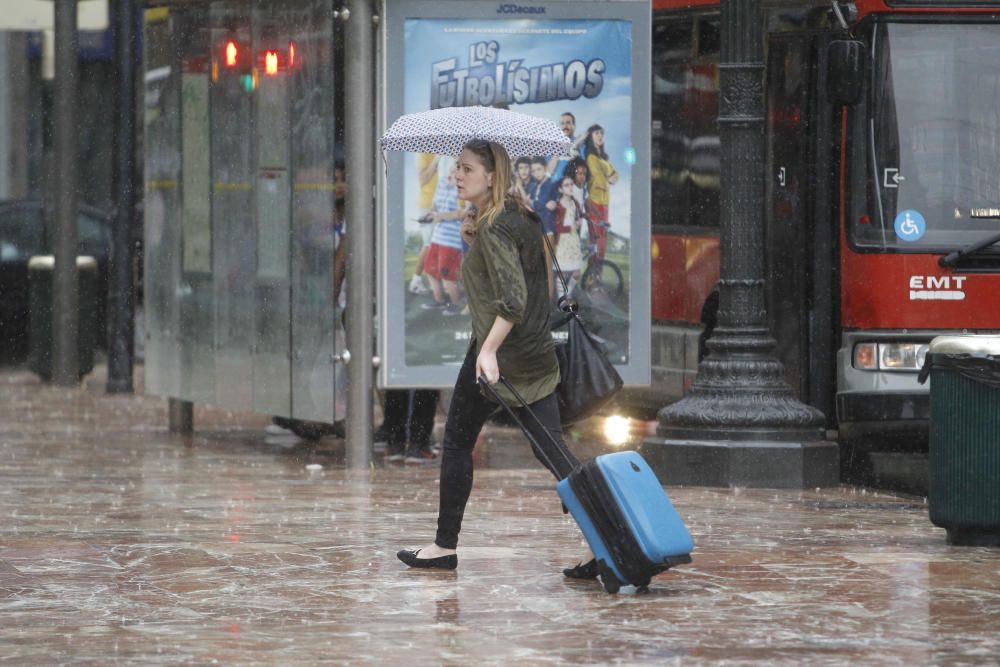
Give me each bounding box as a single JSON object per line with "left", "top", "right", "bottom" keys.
{"left": 396, "top": 139, "right": 573, "bottom": 570}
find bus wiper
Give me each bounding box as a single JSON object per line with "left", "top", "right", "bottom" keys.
{"left": 939, "top": 230, "right": 1000, "bottom": 267}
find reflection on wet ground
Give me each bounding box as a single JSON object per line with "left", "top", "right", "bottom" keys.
{"left": 1, "top": 365, "right": 999, "bottom": 664}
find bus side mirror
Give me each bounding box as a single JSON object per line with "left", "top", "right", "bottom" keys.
{"left": 828, "top": 40, "right": 865, "bottom": 106}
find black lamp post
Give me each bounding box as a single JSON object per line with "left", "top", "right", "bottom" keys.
{"left": 51, "top": 0, "right": 80, "bottom": 386}
{"left": 640, "top": 0, "right": 838, "bottom": 488}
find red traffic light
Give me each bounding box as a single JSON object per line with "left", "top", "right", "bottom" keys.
{"left": 264, "top": 50, "right": 279, "bottom": 76}
{"left": 224, "top": 40, "right": 239, "bottom": 67}
{"left": 256, "top": 42, "right": 298, "bottom": 77}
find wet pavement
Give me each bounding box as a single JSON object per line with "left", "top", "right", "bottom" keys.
{"left": 2, "top": 365, "right": 1000, "bottom": 665}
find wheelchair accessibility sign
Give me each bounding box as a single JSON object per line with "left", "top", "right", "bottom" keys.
{"left": 894, "top": 209, "right": 926, "bottom": 242}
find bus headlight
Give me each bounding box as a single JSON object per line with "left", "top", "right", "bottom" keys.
{"left": 853, "top": 343, "right": 878, "bottom": 370}
{"left": 853, "top": 342, "right": 929, "bottom": 371}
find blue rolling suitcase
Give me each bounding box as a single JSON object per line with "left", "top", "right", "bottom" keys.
{"left": 483, "top": 377, "right": 694, "bottom": 593}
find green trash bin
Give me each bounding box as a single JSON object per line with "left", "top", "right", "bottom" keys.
{"left": 919, "top": 336, "right": 1000, "bottom": 546}
{"left": 27, "top": 255, "right": 98, "bottom": 382}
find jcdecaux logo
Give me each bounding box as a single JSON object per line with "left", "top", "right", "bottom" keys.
{"left": 497, "top": 4, "right": 546, "bottom": 14}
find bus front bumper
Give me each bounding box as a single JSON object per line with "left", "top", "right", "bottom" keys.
{"left": 836, "top": 391, "right": 929, "bottom": 446}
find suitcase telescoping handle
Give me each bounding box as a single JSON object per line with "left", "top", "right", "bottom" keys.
{"left": 478, "top": 375, "right": 579, "bottom": 480}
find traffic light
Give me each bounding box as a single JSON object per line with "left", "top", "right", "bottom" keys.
{"left": 257, "top": 43, "right": 298, "bottom": 77}
{"left": 264, "top": 50, "right": 279, "bottom": 76}
{"left": 240, "top": 72, "right": 257, "bottom": 93}
{"left": 225, "top": 40, "right": 238, "bottom": 68}
{"left": 219, "top": 36, "right": 250, "bottom": 72}
{"left": 213, "top": 34, "right": 251, "bottom": 85}
{"left": 213, "top": 36, "right": 298, "bottom": 90}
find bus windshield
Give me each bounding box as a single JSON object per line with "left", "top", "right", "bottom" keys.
{"left": 860, "top": 21, "right": 1000, "bottom": 251}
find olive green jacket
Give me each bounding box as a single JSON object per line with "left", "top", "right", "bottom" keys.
{"left": 464, "top": 201, "right": 560, "bottom": 404}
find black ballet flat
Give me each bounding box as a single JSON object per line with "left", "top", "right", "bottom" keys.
{"left": 562, "top": 558, "right": 599, "bottom": 579}
{"left": 397, "top": 548, "right": 458, "bottom": 570}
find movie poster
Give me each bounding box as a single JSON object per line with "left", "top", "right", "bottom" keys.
{"left": 398, "top": 17, "right": 634, "bottom": 371}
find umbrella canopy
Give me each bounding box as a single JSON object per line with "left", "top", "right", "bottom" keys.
{"left": 380, "top": 106, "right": 572, "bottom": 159}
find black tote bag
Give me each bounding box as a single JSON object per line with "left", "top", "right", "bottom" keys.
{"left": 552, "top": 309, "right": 624, "bottom": 425}
{"left": 535, "top": 211, "right": 623, "bottom": 425}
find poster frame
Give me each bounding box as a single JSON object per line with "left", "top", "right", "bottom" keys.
{"left": 378, "top": 0, "right": 651, "bottom": 389}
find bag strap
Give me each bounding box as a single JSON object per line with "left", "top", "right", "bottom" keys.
{"left": 532, "top": 211, "right": 599, "bottom": 337}
{"left": 478, "top": 375, "right": 578, "bottom": 480}
{"left": 536, "top": 216, "right": 582, "bottom": 318}
{"left": 534, "top": 213, "right": 597, "bottom": 339}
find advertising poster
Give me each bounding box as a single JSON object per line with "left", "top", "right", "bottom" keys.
{"left": 382, "top": 1, "right": 649, "bottom": 387}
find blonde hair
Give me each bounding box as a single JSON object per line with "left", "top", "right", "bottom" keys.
{"left": 462, "top": 140, "right": 514, "bottom": 226}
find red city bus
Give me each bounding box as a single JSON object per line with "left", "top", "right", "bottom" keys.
{"left": 630, "top": 0, "right": 1000, "bottom": 475}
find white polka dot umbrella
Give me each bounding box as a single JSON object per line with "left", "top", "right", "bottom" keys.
{"left": 380, "top": 106, "right": 572, "bottom": 159}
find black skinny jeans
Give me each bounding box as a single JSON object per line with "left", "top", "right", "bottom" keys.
{"left": 435, "top": 346, "right": 573, "bottom": 550}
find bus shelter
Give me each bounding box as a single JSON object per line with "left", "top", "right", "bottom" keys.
{"left": 142, "top": 0, "right": 345, "bottom": 424}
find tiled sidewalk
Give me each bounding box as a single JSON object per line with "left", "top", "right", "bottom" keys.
{"left": 1, "top": 365, "right": 998, "bottom": 665}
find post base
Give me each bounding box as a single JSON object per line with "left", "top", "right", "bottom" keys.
{"left": 640, "top": 436, "right": 840, "bottom": 488}
{"left": 168, "top": 398, "right": 193, "bottom": 434}
{"left": 106, "top": 378, "right": 134, "bottom": 394}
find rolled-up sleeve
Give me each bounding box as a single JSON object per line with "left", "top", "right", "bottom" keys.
{"left": 479, "top": 220, "right": 526, "bottom": 324}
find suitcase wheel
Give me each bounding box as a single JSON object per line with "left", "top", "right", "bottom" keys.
{"left": 596, "top": 560, "right": 621, "bottom": 594}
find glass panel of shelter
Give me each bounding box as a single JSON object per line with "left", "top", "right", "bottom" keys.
{"left": 210, "top": 2, "right": 256, "bottom": 411}
{"left": 143, "top": 6, "right": 189, "bottom": 401}
{"left": 248, "top": 3, "right": 293, "bottom": 416}
{"left": 287, "top": 1, "right": 341, "bottom": 423}
{"left": 143, "top": 0, "right": 343, "bottom": 424}
{"left": 178, "top": 5, "right": 216, "bottom": 406}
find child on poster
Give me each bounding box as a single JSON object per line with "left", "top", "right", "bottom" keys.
{"left": 421, "top": 157, "right": 467, "bottom": 315}
{"left": 553, "top": 175, "right": 584, "bottom": 298}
